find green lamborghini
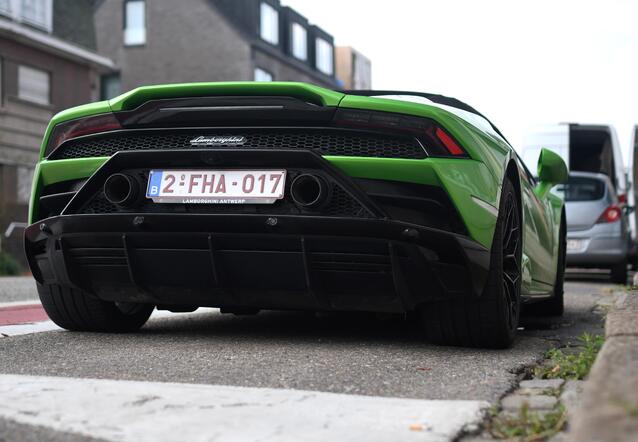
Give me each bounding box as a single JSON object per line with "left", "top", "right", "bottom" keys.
{"left": 25, "top": 82, "right": 568, "bottom": 348}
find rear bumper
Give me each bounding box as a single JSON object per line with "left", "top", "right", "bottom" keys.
{"left": 25, "top": 214, "right": 490, "bottom": 313}
{"left": 566, "top": 224, "right": 628, "bottom": 266}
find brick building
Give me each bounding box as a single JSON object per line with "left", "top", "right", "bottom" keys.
{"left": 94, "top": 0, "right": 339, "bottom": 99}
{"left": 0, "top": 0, "right": 112, "bottom": 266}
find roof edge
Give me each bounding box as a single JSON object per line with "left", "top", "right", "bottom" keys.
{"left": 0, "top": 17, "right": 114, "bottom": 70}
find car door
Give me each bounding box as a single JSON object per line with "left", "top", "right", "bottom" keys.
{"left": 517, "top": 157, "right": 557, "bottom": 289}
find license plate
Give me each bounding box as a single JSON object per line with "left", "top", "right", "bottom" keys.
{"left": 146, "top": 170, "right": 286, "bottom": 204}
{"left": 567, "top": 239, "right": 586, "bottom": 252}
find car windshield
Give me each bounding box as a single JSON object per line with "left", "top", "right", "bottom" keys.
{"left": 554, "top": 176, "right": 605, "bottom": 201}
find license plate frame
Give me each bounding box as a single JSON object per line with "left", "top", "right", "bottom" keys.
{"left": 146, "top": 169, "right": 287, "bottom": 204}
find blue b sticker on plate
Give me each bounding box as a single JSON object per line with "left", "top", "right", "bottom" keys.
{"left": 146, "top": 170, "right": 163, "bottom": 197}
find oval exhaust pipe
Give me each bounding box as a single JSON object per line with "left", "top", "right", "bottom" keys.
{"left": 104, "top": 173, "right": 139, "bottom": 207}
{"left": 290, "top": 174, "right": 327, "bottom": 208}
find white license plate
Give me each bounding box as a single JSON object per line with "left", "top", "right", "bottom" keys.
{"left": 567, "top": 239, "right": 586, "bottom": 252}
{"left": 146, "top": 170, "right": 287, "bottom": 204}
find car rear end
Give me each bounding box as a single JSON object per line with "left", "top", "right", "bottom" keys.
{"left": 561, "top": 172, "right": 629, "bottom": 276}
{"left": 25, "top": 82, "right": 502, "bottom": 316}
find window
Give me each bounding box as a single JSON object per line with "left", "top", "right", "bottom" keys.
{"left": 0, "top": 0, "right": 52, "bottom": 32}
{"left": 353, "top": 54, "right": 372, "bottom": 89}
{"left": 260, "top": 2, "right": 278, "bottom": 45}
{"left": 20, "top": 0, "right": 52, "bottom": 31}
{"left": 555, "top": 176, "right": 606, "bottom": 202}
{"left": 254, "top": 68, "right": 273, "bottom": 82}
{"left": 0, "top": 0, "right": 11, "bottom": 16}
{"left": 315, "top": 38, "right": 334, "bottom": 75}
{"left": 101, "top": 74, "right": 122, "bottom": 100}
{"left": 291, "top": 22, "right": 307, "bottom": 61}
{"left": 18, "top": 65, "right": 49, "bottom": 105}
{"left": 124, "top": 0, "right": 146, "bottom": 46}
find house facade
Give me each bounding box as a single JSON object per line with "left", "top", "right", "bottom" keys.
{"left": 335, "top": 46, "right": 372, "bottom": 90}
{"left": 0, "top": 0, "right": 113, "bottom": 266}
{"left": 94, "top": 0, "right": 339, "bottom": 99}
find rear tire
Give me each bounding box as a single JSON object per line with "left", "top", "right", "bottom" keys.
{"left": 420, "top": 177, "right": 522, "bottom": 349}
{"left": 611, "top": 260, "right": 628, "bottom": 284}
{"left": 523, "top": 214, "right": 565, "bottom": 317}
{"left": 37, "top": 284, "right": 154, "bottom": 332}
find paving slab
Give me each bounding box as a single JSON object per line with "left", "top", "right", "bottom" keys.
{"left": 560, "top": 380, "right": 584, "bottom": 421}
{"left": 520, "top": 379, "right": 564, "bottom": 390}
{"left": 0, "top": 374, "right": 489, "bottom": 442}
{"left": 501, "top": 394, "right": 558, "bottom": 410}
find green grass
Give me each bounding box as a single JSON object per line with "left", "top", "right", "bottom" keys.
{"left": 489, "top": 403, "right": 567, "bottom": 441}
{"left": 534, "top": 333, "right": 604, "bottom": 380}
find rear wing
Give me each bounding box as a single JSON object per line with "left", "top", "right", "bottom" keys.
{"left": 109, "top": 82, "right": 345, "bottom": 111}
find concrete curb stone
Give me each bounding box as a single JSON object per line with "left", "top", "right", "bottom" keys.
{"left": 569, "top": 291, "right": 638, "bottom": 442}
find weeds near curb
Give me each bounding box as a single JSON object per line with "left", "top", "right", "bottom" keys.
{"left": 534, "top": 333, "right": 604, "bottom": 380}
{"left": 489, "top": 403, "right": 567, "bottom": 441}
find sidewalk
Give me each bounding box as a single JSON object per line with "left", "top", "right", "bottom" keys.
{"left": 570, "top": 291, "right": 638, "bottom": 442}
{"left": 0, "top": 277, "right": 38, "bottom": 304}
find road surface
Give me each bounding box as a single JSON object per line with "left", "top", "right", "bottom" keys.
{"left": 0, "top": 272, "right": 614, "bottom": 441}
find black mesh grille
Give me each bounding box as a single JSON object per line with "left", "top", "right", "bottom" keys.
{"left": 50, "top": 129, "right": 426, "bottom": 160}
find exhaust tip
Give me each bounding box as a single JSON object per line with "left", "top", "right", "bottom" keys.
{"left": 104, "top": 173, "right": 139, "bottom": 207}
{"left": 290, "top": 174, "right": 327, "bottom": 208}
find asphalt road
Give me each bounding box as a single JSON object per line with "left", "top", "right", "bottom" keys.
{"left": 0, "top": 275, "right": 610, "bottom": 400}
{"left": 0, "top": 272, "right": 615, "bottom": 441}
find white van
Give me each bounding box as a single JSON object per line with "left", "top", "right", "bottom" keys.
{"left": 521, "top": 123, "right": 628, "bottom": 200}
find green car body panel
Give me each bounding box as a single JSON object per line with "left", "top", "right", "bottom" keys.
{"left": 28, "top": 81, "right": 566, "bottom": 304}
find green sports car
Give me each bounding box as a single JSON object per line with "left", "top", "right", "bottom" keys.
{"left": 24, "top": 82, "right": 568, "bottom": 348}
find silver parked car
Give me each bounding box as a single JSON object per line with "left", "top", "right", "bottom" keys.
{"left": 557, "top": 172, "right": 632, "bottom": 283}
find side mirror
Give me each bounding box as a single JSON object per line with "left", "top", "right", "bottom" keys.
{"left": 624, "top": 206, "right": 635, "bottom": 215}
{"left": 535, "top": 148, "right": 568, "bottom": 198}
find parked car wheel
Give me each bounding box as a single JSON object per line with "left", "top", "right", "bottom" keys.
{"left": 37, "top": 284, "right": 154, "bottom": 332}
{"left": 421, "top": 177, "right": 521, "bottom": 349}
{"left": 611, "top": 260, "right": 628, "bottom": 284}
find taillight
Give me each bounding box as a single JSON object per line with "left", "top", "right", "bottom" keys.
{"left": 618, "top": 194, "right": 627, "bottom": 205}
{"left": 45, "top": 113, "right": 122, "bottom": 157}
{"left": 333, "top": 109, "right": 468, "bottom": 157}
{"left": 434, "top": 127, "right": 464, "bottom": 156}
{"left": 597, "top": 205, "right": 622, "bottom": 223}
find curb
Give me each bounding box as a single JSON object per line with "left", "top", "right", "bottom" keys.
{"left": 569, "top": 291, "right": 638, "bottom": 442}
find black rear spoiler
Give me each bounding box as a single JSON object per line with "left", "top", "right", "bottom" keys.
{"left": 341, "top": 90, "right": 510, "bottom": 144}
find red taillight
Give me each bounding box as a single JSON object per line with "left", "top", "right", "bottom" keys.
{"left": 46, "top": 113, "right": 122, "bottom": 157}
{"left": 333, "top": 108, "right": 468, "bottom": 158}
{"left": 597, "top": 205, "right": 622, "bottom": 223}
{"left": 618, "top": 194, "right": 627, "bottom": 205}
{"left": 435, "top": 127, "right": 464, "bottom": 156}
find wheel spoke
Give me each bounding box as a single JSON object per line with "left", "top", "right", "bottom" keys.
{"left": 500, "top": 190, "right": 521, "bottom": 333}
{"left": 504, "top": 270, "right": 520, "bottom": 286}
